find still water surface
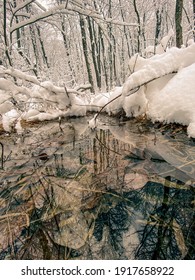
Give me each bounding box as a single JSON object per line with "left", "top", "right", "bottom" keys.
{"left": 0, "top": 116, "right": 194, "bottom": 259}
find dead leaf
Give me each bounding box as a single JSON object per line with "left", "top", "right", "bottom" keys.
{"left": 172, "top": 219, "right": 188, "bottom": 258}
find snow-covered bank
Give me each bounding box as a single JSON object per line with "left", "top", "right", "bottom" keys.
{"left": 0, "top": 69, "right": 90, "bottom": 133}
{"left": 121, "top": 44, "right": 195, "bottom": 138}
{"left": 1, "top": 42, "right": 195, "bottom": 137}
{"left": 89, "top": 43, "right": 195, "bottom": 137}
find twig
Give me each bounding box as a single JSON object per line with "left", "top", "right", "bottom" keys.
{"left": 0, "top": 142, "right": 4, "bottom": 169}
{"left": 131, "top": 53, "right": 139, "bottom": 74}
{"left": 65, "top": 0, "right": 69, "bottom": 9}
{"left": 94, "top": 86, "right": 140, "bottom": 123}
{"left": 63, "top": 83, "right": 71, "bottom": 108}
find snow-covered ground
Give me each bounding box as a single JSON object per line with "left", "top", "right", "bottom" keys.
{"left": 0, "top": 41, "right": 195, "bottom": 137}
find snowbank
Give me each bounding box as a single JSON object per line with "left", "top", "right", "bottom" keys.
{"left": 1, "top": 42, "right": 195, "bottom": 138}
{"left": 89, "top": 43, "right": 195, "bottom": 137}
{"left": 121, "top": 44, "right": 195, "bottom": 137}
{"left": 0, "top": 72, "right": 88, "bottom": 133}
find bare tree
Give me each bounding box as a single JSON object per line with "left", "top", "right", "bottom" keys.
{"left": 193, "top": 0, "right": 195, "bottom": 41}
{"left": 175, "top": 0, "right": 183, "bottom": 47}
{"left": 79, "top": 15, "right": 94, "bottom": 93}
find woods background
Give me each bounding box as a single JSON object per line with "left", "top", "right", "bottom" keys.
{"left": 0, "top": 0, "right": 194, "bottom": 92}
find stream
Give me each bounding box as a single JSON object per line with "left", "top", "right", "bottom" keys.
{"left": 0, "top": 115, "right": 194, "bottom": 260}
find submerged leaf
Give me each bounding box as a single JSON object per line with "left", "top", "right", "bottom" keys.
{"left": 172, "top": 219, "right": 188, "bottom": 258}
{"left": 124, "top": 171, "right": 148, "bottom": 190}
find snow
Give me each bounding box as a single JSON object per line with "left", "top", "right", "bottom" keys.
{"left": 2, "top": 67, "right": 40, "bottom": 85}
{"left": 147, "top": 63, "right": 195, "bottom": 136}
{"left": 0, "top": 100, "right": 14, "bottom": 115}
{"left": 2, "top": 109, "right": 20, "bottom": 132}
{"left": 89, "top": 92, "right": 110, "bottom": 112}
{"left": 123, "top": 86, "right": 147, "bottom": 117}
{"left": 0, "top": 77, "right": 88, "bottom": 132}
{"left": 1, "top": 41, "right": 195, "bottom": 138}
{"left": 144, "top": 28, "right": 174, "bottom": 56}
{"left": 120, "top": 43, "right": 195, "bottom": 137}
{"left": 123, "top": 44, "right": 195, "bottom": 98}
{"left": 88, "top": 113, "right": 98, "bottom": 130}
{"left": 106, "top": 86, "right": 123, "bottom": 115}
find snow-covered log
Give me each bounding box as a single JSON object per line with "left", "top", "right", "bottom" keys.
{"left": 0, "top": 67, "right": 91, "bottom": 133}
{"left": 120, "top": 43, "right": 195, "bottom": 138}
{"left": 122, "top": 43, "right": 195, "bottom": 97}
{"left": 0, "top": 78, "right": 31, "bottom": 96}
{"left": 88, "top": 43, "right": 195, "bottom": 138}
{"left": 1, "top": 67, "right": 40, "bottom": 85}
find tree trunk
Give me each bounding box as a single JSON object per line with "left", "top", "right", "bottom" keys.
{"left": 99, "top": 26, "right": 108, "bottom": 91}
{"left": 79, "top": 15, "right": 94, "bottom": 93}
{"left": 108, "top": 0, "right": 117, "bottom": 89}
{"left": 193, "top": 0, "right": 195, "bottom": 41}
{"left": 175, "top": 0, "right": 183, "bottom": 48}
{"left": 36, "top": 24, "right": 50, "bottom": 69}
{"left": 61, "top": 14, "right": 75, "bottom": 82}
{"left": 133, "top": 0, "right": 141, "bottom": 53}
{"left": 155, "top": 9, "right": 162, "bottom": 46}
{"left": 3, "top": 0, "right": 12, "bottom": 66}
{"left": 119, "top": 0, "right": 131, "bottom": 58}
{"left": 87, "top": 16, "right": 101, "bottom": 89}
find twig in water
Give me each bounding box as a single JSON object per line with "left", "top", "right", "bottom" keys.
{"left": 0, "top": 142, "right": 4, "bottom": 169}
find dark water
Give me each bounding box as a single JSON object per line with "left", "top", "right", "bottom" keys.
{"left": 0, "top": 116, "right": 194, "bottom": 260}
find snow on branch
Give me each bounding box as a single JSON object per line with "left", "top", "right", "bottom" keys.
{"left": 10, "top": 6, "right": 64, "bottom": 34}
{"left": 74, "top": 83, "right": 91, "bottom": 92}
{"left": 34, "top": 0, "right": 47, "bottom": 12}
{"left": 10, "top": 2, "right": 138, "bottom": 34}
{"left": 12, "top": 0, "right": 36, "bottom": 16}
{"left": 40, "top": 81, "right": 90, "bottom": 95}
{"left": 0, "top": 77, "right": 31, "bottom": 96}
{"left": 122, "top": 44, "right": 195, "bottom": 97}
{"left": 1, "top": 67, "right": 40, "bottom": 85}
{"left": 0, "top": 66, "right": 91, "bottom": 97}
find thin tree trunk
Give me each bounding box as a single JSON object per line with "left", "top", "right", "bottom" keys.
{"left": 92, "top": 19, "right": 102, "bottom": 89}
{"left": 3, "top": 0, "right": 12, "bottom": 66}
{"left": 61, "top": 14, "right": 75, "bottom": 80}
{"left": 36, "top": 24, "right": 50, "bottom": 68}
{"left": 99, "top": 26, "right": 108, "bottom": 91}
{"left": 29, "top": 25, "right": 39, "bottom": 75}
{"left": 108, "top": 0, "right": 117, "bottom": 89}
{"left": 133, "top": 0, "right": 141, "bottom": 53}
{"left": 119, "top": 0, "right": 131, "bottom": 58}
{"left": 87, "top": 16, "right": 101, "bottom": 89}
{"left": 79, "top": 15, "right": 94, "bottom": 92}
{"left": 175, "top": 0, "right": 183, "bottom": 48}
{"left": 193, "top": 0, "right": 195, "bottom": 41}
{"left": 155, "top": 9, "right": 162, "bottom": 46}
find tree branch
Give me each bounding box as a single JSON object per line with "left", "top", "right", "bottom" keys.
{"left": 10, "top": 2, "right": 138, "bottom": 34}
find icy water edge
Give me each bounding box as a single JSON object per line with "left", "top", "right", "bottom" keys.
{"left": 0, "top": 116, "right": 194, "bottom": 260}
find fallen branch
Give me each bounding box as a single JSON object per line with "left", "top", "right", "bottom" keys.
{"left": 123, "top": 43, "right": 195, "bottom": 96}
{"left": 0, "top": 142, "right": 4, "bottom": 169}
{"left": 74, "top": 83, "right": 91, "bottom": 92}
{"left": 1, "top": 67, "right": 40, "bottom": 85}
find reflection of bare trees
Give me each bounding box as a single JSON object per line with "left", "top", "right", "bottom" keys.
{"left": 0, "top": 142, "right": 3, "bottom": 169}
{"left": 134, "top": 178, "right": 195, "bottom": 260}
{"left": 0, "top": 118, "right": 195, "bottom": 259}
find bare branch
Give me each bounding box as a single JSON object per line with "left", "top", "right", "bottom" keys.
{"left": 12, "top": 0, "right": 36, "bottom": 16}
{"left": 1, "top": 67, "right": 40, "bottom": 85}
{"left": 34, "top": 0, "right": 47, "bottom": 12}
{"left": 74, "top": 83, "right": 91, "bottom": 91}
{"left": 10, "top": 2, "right": 138, "bottom": 34}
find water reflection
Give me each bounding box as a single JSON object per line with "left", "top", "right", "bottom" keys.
{"left": 0, "top": 117, "right": 194, "bottom": 259}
